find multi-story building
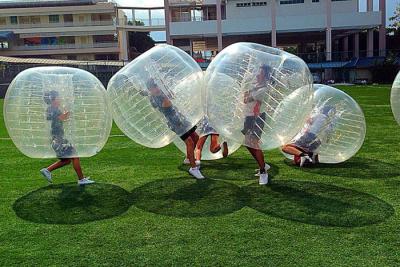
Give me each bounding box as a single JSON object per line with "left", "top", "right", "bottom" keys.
{"left": 0, "top": 0, "right": 120, "bottom": 61}
{"left": 164, "top": 0, "right": 387, "bottom": 82}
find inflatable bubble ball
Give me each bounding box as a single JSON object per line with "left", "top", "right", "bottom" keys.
{"left": 107, "top": 44, "right": 204, "bottom": 148}
{"left": 4, "top": 66, "right": 112, "bottom": 158}
{"left": 174, "top": 116, "right": 241, "bottom": 160}
{"left": 282, "top": 84, "right": 366, "bottom": 164}
{"left": 391, "top": 71, "right": 400, "bottom": 125}
{"left": 205, "top": 42, "right": 314, "bottom": 150}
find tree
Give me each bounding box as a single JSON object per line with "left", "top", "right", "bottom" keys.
{"left": 128, "top": 31, "right": 155, "bottom": 58}
{"left": 388, "top": 3, "right": 400, "bottom": 35}
{"left": 126, "top": 20, "right": 156, "bottom": 59}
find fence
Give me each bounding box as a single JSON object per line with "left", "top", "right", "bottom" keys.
{"left": 0, "top": 58, "right": 124, "bottom": 97}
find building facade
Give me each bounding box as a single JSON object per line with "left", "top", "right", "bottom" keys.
{"left": 165, "top": 0, "right": 387, "bottom": 82}
{"left": 0, "top": 0, "right": 120, "bottom": 61}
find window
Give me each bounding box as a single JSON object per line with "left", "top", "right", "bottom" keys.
{"left": 0, "top": 41, "right": 9, "bottom": 49}
{"left": 236, "top": 3, "right": 251, "bottom": 7}
{"left": 252, "top": 2, "right": 267, "bottom": 6}
{"left": 280, "top": 0, "right": 304, "bottom": 4}
{"left": 19, "top": 16, "right": 30, "bottom": 24}
{"left": 312, "top": 0, "right": 319, "bottom": 2}
{"left": 0, "top": 17, "right": 6, "bottom": 26}
{"left": 49, "top": 15, "right": 59, "bottom": 23}
{"left": 31, "top": 16, "right": 41, "bottom": 24}
{"left": 10, "top": 16, "right": 18, "bottom": 24}
{"left": 332, "top": 0, "right": 349, "bottom": 1}
{"left": 64, "top": 14, "right": 73, "bottom": 23}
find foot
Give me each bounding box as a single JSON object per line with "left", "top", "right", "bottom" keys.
{"left": 254, "top": 163, "right": 271, "bottom": 177}
{"left": 259, "top": 172, "right": 269, "bottom": 185}
{"left": 40, "top": 168, "right": 52, "bottom": 183}
{"left": 195, "top": 160, "right": 201, "bottom": 166}
{"left": 78, "top": 177, "right": 95, "bottom": 185}
{"left": 311, "top": 153, "right": 319, "bottom": 164}
{"left": 222, "top": 141, "right": 228, "bottom": 158}
{"left": 300, "top": 155, "right": 312, "bottom": 167}
{"left": 189, "top": 167, "right": 205, "bottom": 179}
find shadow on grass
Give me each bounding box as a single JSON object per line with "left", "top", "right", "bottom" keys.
{"left": 178, "top": 157, "right": 279, "bottom": 181}
{"left": 283, "top": 157, "right": 400, "bottom": 179}
{"left": 13, "top": 183, "right": 131, "bottom": 224}
{"left": 131, "top": 178, "right": 246, "bottom": 217}
{"left": 244, "top": 180, "right": 394, "bottom": 227}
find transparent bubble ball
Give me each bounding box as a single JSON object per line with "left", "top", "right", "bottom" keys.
{"left": 173, "top": 116, "right": 241, "bottom": 160}
{"left": 4, "top": 66, "right": 112, "bottom": 158}
{"left": 391, "top": 71, "right": 400, "bottom": 125}
{"left": 205, "top": 42, "right": 314, "bottom": 150}
{"left": 282, "top": 84, "right": 366, "bottom": 163}
{"left": 107, "top": 44, "right": 204, "bottom": 148}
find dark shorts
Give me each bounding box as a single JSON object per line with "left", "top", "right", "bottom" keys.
{"left": 164, "top": 109, "right": 192, "bottom": 136}
{"left": 241, "top": 112, "right": 266, "bottom": 140}
{"left": 293, "top": 132, "right": 321, "bottom": 153}
{"left": 180, "top": 126, "right": 197, "bottom": 141}
{"left": 51, "top": 137, "right": 76, "bottom": 159}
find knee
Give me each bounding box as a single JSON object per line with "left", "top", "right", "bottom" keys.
{"left": 62, "top": 159, "right": 72, "bottom": 164}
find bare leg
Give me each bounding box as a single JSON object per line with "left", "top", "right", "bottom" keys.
{"left": 282, "top": 144, "right": 304, "bottom": 157}
{"left": 195, "top": 135, "right": 208, "bottom": 161}
{"left": 47, "top": 159, "right": 71, "bottom": 172}
{"left": 71, "top": 158, "right": 84, "bottom": 180}
{"left": 209, "top": 134, "right": 221, "bottom": 153}
{"left": 246, "top": 146, "right": 265, "bottom": 170}
{"left": 190, "top": 131, "right": 199, "bottom": 146}
{"left": 184, "top": 137, "right": 197, "bottom": 168}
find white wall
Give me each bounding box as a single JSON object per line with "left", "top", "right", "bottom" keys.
{"left": 170, "top": 0, "right": 381, "bottom": 36}
{"left": 170, "top": 21, "right": 217, "bottom": 36}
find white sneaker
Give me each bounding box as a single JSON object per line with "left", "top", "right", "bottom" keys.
{"left": 195, "top": 160, "right": 201, "bottom": 166}
{"left": 300, "top": 156, "right": 312, "bottom": 167}
{"left": 40, "top": 168, "right": 52, "bottom": 183}
{"left": 189, "top": 167, "right": 205, "bottom": 179}
{"left": 259, "top": 172, "right": 269, "bottom": 185}
{"left": 254, "top": 163, "right": 271, "bottom": 177}
{"left": 78, "top": 177, "right": 95, "bottom": 185}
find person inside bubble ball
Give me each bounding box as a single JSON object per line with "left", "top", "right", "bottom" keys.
{"left": 183, "top": 116, "right": 229, "bottom": 166}
{"left": 281, "top": 105, "right": 337, "bottom": 167}
{"left": 40, "top": 90, "right": 94, "bottom": 185}
{"left": 146, "top": 78, "right": 205, "bottom": 179}
{"left": 242, "top": 64, "right": 272, "bottom": 185}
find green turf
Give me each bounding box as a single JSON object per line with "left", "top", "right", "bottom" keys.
{"left": 1, "top": 85, "right": 400, "bottom": 266}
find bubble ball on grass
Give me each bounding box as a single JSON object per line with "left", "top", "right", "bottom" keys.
{"left": 4, "top": 66, "right": 112, "bottom": 158}
{"left": 205, "top": 42, "right": 314, "bottom": 150}
{"left": 282, "top": 84, "right": 366, "bottom": 164}
{"left": 391, "top": 71, "right": 400, "bottom": 125}
{"left": 107, "top": 44, "right": 204, "bottom": 148}
{"left": 174, "top": 116, "right": 241, "bottom": 160}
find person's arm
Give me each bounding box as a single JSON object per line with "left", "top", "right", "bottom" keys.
{"left": 58, "top": 111, "right": 70, "bottom": 121}
{"left": 162, "top": 97, "right": 172, "bottom": 108}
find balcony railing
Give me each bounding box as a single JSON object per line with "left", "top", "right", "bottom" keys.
{"left": 0, "top": 20, "right": 115, "bottom": 30}
{"left": 12, "top": 42, "right": 119, "bottom": 51}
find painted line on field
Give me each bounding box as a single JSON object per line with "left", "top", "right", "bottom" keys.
{"left": 0, "top": 134, "right": 128, "bottom": 141}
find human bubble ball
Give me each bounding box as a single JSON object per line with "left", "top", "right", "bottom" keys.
{"left": 205, "top": 42, "right": 314, "bottom": 150}
{"left": 174, "top": 116, "right": 241, "bottom": 160}
{"left": 4, "top": 66, "right": 112, "bottom": 158}
{"left": 107, "top": 44, "right": 204, "bottom": 148}
{"left": 282, "top": 84, "right": 366, "bottom": 164}
{"left": 391, "top": 71, "right": 400, "bottom": 125}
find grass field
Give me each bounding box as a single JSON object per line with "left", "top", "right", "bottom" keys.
{"left": 1, "top": 85, "right": 400, "bottom": 266}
